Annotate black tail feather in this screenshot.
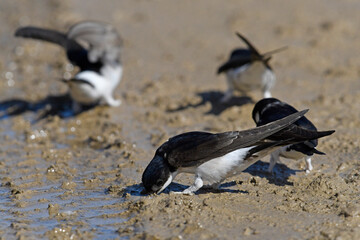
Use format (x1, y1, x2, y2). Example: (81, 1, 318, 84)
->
(235, 32, 261, 56)
(246, 134, 329, 159)
(312, 148, 326, 155)
(270, 125, 335, 142)
(314, 130, 336, 139)
(15, 26, 89, 69)
(15, 27, 69, 48)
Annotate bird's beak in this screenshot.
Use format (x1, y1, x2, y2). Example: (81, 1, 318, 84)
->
(156, 173, 175, 194)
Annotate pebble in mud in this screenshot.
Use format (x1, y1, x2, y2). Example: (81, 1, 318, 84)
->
(48, 204, 60, 217)
(60, 181, 77, 190)
(243, 227, 256, 236)
(45, 226, 76, 240)
(340, 204, 360, 218)
(1, 0, 360, 239)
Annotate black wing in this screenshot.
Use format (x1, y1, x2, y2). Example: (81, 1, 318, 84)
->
(217, 32, 270, 74)
(15, 27, 71, 48)
(67, 21, 122, 66)
(14, 26, 90, 69)
(235, 32, 288, 70)
(252, 98, 335, 150)
(217, 49, 253, 74)
(288, 143, 326, 156)
(15, 21, 121, 72)
(235, 32, 262, 56)
(162, 110, 308, 168)
(253, 98, 316, 130)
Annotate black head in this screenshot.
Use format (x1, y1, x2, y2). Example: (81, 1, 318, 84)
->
(252, 98, 328, 149)
(252, 98, 317, 130)
(252, 98, 281, 124)
(142, 149, 172, 194)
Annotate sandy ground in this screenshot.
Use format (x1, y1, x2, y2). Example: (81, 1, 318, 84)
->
(0, 0, 360, 239)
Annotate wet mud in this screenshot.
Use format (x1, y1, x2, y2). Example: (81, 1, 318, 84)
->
(0, 0, 360, 239)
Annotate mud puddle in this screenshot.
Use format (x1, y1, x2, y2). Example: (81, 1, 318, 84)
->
(1, 0, 360, 239)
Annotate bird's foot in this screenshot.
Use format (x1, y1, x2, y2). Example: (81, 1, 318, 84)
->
(181, 189, 195, 195)
(220, 94, 232, 103)
(267, 166, 275, 174)
(105, 97, 121, 107)
(170, 190, 194, 196)
(263, 91, 272, 98)
(305, 157, 313, 174)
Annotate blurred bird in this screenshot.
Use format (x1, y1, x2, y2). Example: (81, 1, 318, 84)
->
(217, 32, 286, 102)
(15, 21, 123, 112)
(252, 98, 335, 173)
(142, 109, 334, 195)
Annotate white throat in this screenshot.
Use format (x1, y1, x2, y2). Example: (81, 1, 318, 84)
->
(157, 171, 178, 194)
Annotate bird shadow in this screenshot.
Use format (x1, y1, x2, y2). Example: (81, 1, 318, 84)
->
(108, 183, 145, 197)
(244, 160, 302, 186)
(116, 161, 302, 197)
(167, 90, 253, 115)
(122, 181, 248, 197)
(0, 94, 96, 123)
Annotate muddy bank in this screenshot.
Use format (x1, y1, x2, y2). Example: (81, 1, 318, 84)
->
(0, 0, 360, 239)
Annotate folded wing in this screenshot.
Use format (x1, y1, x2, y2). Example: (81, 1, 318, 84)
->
(166, 110, 308, 168)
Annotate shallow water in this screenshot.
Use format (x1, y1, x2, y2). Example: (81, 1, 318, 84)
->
(1, 0, 360, 239)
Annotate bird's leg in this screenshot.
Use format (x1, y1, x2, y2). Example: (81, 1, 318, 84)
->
(221, 78, 234, 103)
(221, 88, 233, 103)
(262, 68, 275, 98)
(181, 175, 204, 195)
(263, 90, 272, 98)
(262, 82, 272, 98)
(268, 150, 280, 173)
(305, 156, 313, 173)
(103, 94, 121, 107)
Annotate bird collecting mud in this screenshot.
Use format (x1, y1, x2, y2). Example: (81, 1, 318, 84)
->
(142, 110, 335, 194)
(217, 32, 286, 102)
(15, 21, 123, 112)
(252, 98, 335, 173)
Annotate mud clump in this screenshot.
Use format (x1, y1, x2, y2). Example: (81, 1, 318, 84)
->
(1, 0, 360, 239)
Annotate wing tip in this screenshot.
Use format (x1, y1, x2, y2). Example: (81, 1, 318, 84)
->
(298, 109, 309, 117)
(313, 148, 326, 155)
(14, 26, 38, 37)
(14, 27, 25, 37)
(317, 130, 335, 138)
(217, 66, 224, 74)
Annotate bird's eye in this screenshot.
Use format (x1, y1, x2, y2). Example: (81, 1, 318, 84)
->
(156, 179, 164, 186)
(254, 112, 260, 123)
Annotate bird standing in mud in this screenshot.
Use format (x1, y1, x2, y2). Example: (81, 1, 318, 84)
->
(15, 21, 123, 112)
(217, 32, 286, 102)
(252, 98, 335, 173)
(142, 110, 335, 195)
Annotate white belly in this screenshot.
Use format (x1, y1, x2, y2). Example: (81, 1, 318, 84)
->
(69, 71, 105, 104)
(227, 62, 275, 93)
(182, 147, 256, 185)
(279, 147, 305, 160)
(69, 65, 122, 105)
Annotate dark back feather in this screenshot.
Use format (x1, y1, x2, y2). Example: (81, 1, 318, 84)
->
(252, 98, 335, 155)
